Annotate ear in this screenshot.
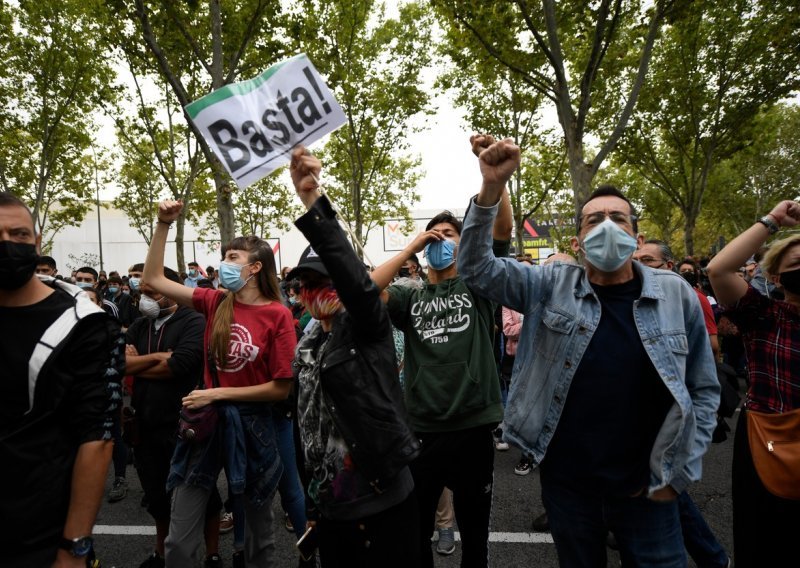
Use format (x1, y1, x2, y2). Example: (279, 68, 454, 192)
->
(636, 234, 645, 247)
(35, 233, 42, 255)
(770, 273, 782, 287)
(570, 236, 581, 254)
(666, 260, 674, 271)
(249, 260, 262, 275)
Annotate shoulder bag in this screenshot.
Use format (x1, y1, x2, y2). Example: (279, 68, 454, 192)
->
(746, 407, 800, 500)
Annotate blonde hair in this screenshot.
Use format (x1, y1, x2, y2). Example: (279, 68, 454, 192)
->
(210, 236, 281, 367)
(760, 234, 800, 277)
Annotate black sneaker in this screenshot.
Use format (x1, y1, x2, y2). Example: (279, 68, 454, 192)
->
(514, 457, 534, 476)
(531, 512, 550, 532)
(232, 551, 245, 568)
(108, 476, 128, 502)
(205, 553, 224, 568)
(138, 552, 165, 568)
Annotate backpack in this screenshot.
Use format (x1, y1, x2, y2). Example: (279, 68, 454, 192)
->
(25, 277, 105, 415)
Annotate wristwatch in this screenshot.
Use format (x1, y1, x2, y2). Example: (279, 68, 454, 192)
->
(59, 536, 94, 557)
(758, 215, 780, 235)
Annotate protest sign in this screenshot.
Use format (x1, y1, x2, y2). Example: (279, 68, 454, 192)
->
(186, 53, 346, 188)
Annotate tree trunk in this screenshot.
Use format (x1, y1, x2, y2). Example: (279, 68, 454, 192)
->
(511, 171, 525, 254)
(353, 179, 364, 260)
(683, 214, 696, 257)
(213, 165, 235, 245)
(568, 155, 593, 219)
(515, 213, 526, 255)
(175, 210, 187, 271)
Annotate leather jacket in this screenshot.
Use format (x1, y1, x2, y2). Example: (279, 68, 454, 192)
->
(293, 196, 420, 491)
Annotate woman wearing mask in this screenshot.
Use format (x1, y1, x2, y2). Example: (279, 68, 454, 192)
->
(707, 200, 800, 568)
(287, 281, 312, 337)
(288, 147, 421, 567)
(142, 200, 297, 568)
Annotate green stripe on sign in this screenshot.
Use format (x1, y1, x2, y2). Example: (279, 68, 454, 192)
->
(185, 53, 305, 119)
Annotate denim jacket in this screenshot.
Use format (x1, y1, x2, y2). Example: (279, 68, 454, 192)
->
(459, 200, 720, 495)
(167, 403, 282, 508)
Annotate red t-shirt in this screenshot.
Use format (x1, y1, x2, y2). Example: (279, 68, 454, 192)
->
(693, 288, 718, 336)
(192, 287, 296, 388)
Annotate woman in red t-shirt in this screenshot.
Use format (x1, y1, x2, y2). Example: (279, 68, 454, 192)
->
(142, 199, 296, 568)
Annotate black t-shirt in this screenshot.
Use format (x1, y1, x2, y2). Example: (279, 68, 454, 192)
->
(0, 290, 73, 427)
(0, 287, 122, 553)
(542, 275, 673, 496)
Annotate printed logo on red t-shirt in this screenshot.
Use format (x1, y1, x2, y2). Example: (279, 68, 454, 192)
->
(221, 323, 261, 372)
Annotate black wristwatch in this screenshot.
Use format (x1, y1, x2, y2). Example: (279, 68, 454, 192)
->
(59, 536, 94, 557)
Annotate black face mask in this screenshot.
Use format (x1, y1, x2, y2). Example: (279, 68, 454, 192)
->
(780, 268, 800, 295)
(398, 267, 411, 278)
(681, 271, 698, 287)
(0, 241, 39, 290)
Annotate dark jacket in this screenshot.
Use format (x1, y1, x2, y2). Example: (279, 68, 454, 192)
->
(126, 306, 205, 430)
(293, 195, 420, 491)
(1, 284, 124, 556)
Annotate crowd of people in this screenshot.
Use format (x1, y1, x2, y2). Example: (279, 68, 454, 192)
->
(2, 135, 799, 568)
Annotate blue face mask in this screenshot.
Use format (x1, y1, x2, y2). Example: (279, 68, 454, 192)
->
(424, 239, 457, 271)
(219, 261, 252, 292)
(581, 218, 638, 273)
(76, 281, 93, 289)
(129, 277, 141, 290)
(108, 286, 119, 295)
(288, 296, 297, 306)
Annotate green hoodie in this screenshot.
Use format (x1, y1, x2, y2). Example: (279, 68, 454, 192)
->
(387, 268, 504, 433)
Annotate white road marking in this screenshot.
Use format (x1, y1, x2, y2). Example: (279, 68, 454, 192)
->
(93, 525, 554, 543)
(94, 525, 156, 535)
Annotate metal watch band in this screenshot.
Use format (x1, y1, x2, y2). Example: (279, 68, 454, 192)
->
(758, 216, 779, 235)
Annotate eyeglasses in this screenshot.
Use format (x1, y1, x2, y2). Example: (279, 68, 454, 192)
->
(637, 256, 665, 268)
(580, 211, 638, 230)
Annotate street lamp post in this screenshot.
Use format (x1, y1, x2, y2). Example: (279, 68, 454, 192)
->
(91, 145, 104, 272)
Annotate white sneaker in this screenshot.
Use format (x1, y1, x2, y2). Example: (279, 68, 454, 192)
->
(495, 440, 510, 451)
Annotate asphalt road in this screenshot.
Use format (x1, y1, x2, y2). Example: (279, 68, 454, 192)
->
(93, 413, 736, 568)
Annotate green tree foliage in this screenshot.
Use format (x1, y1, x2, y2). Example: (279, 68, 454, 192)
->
(438, 53, 569, 253)
(112, 71, 215, 269)
(0, 0, 117, 250)
(431, 0, 679, 214)
(114, 0, 296, 245)
(294, 0, 432, 251)
(232, 169, 302, 238)
(613, 0, 800, 255)
(703, 104, 800, 245)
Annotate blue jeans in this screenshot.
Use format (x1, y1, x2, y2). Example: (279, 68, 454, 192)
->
(273, 409, 307, 540)
(678, 491, 728, 568)
(542, 480, 687, 568)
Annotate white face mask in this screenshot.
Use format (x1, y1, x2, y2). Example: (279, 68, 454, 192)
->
(580, 218, 638, 273)
(139, 295, 171, 319)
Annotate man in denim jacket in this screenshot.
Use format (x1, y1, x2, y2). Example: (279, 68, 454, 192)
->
(459, 139, 720, 567)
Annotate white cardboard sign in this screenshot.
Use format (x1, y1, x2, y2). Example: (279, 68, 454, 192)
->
(186, 54, 346, 188)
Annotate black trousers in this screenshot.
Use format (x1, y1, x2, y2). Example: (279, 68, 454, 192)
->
(732, 410, 800, 568)
(410, 425, 495, 568)
(318, 492, 419, 568)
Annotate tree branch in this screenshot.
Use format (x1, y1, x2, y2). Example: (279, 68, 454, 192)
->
(577, 0, 622, 135)
(450, 8, 557, 102)
(159, 0, 213, 75)
(224, 0, 268, 84)
(592, 0, 667, 175)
